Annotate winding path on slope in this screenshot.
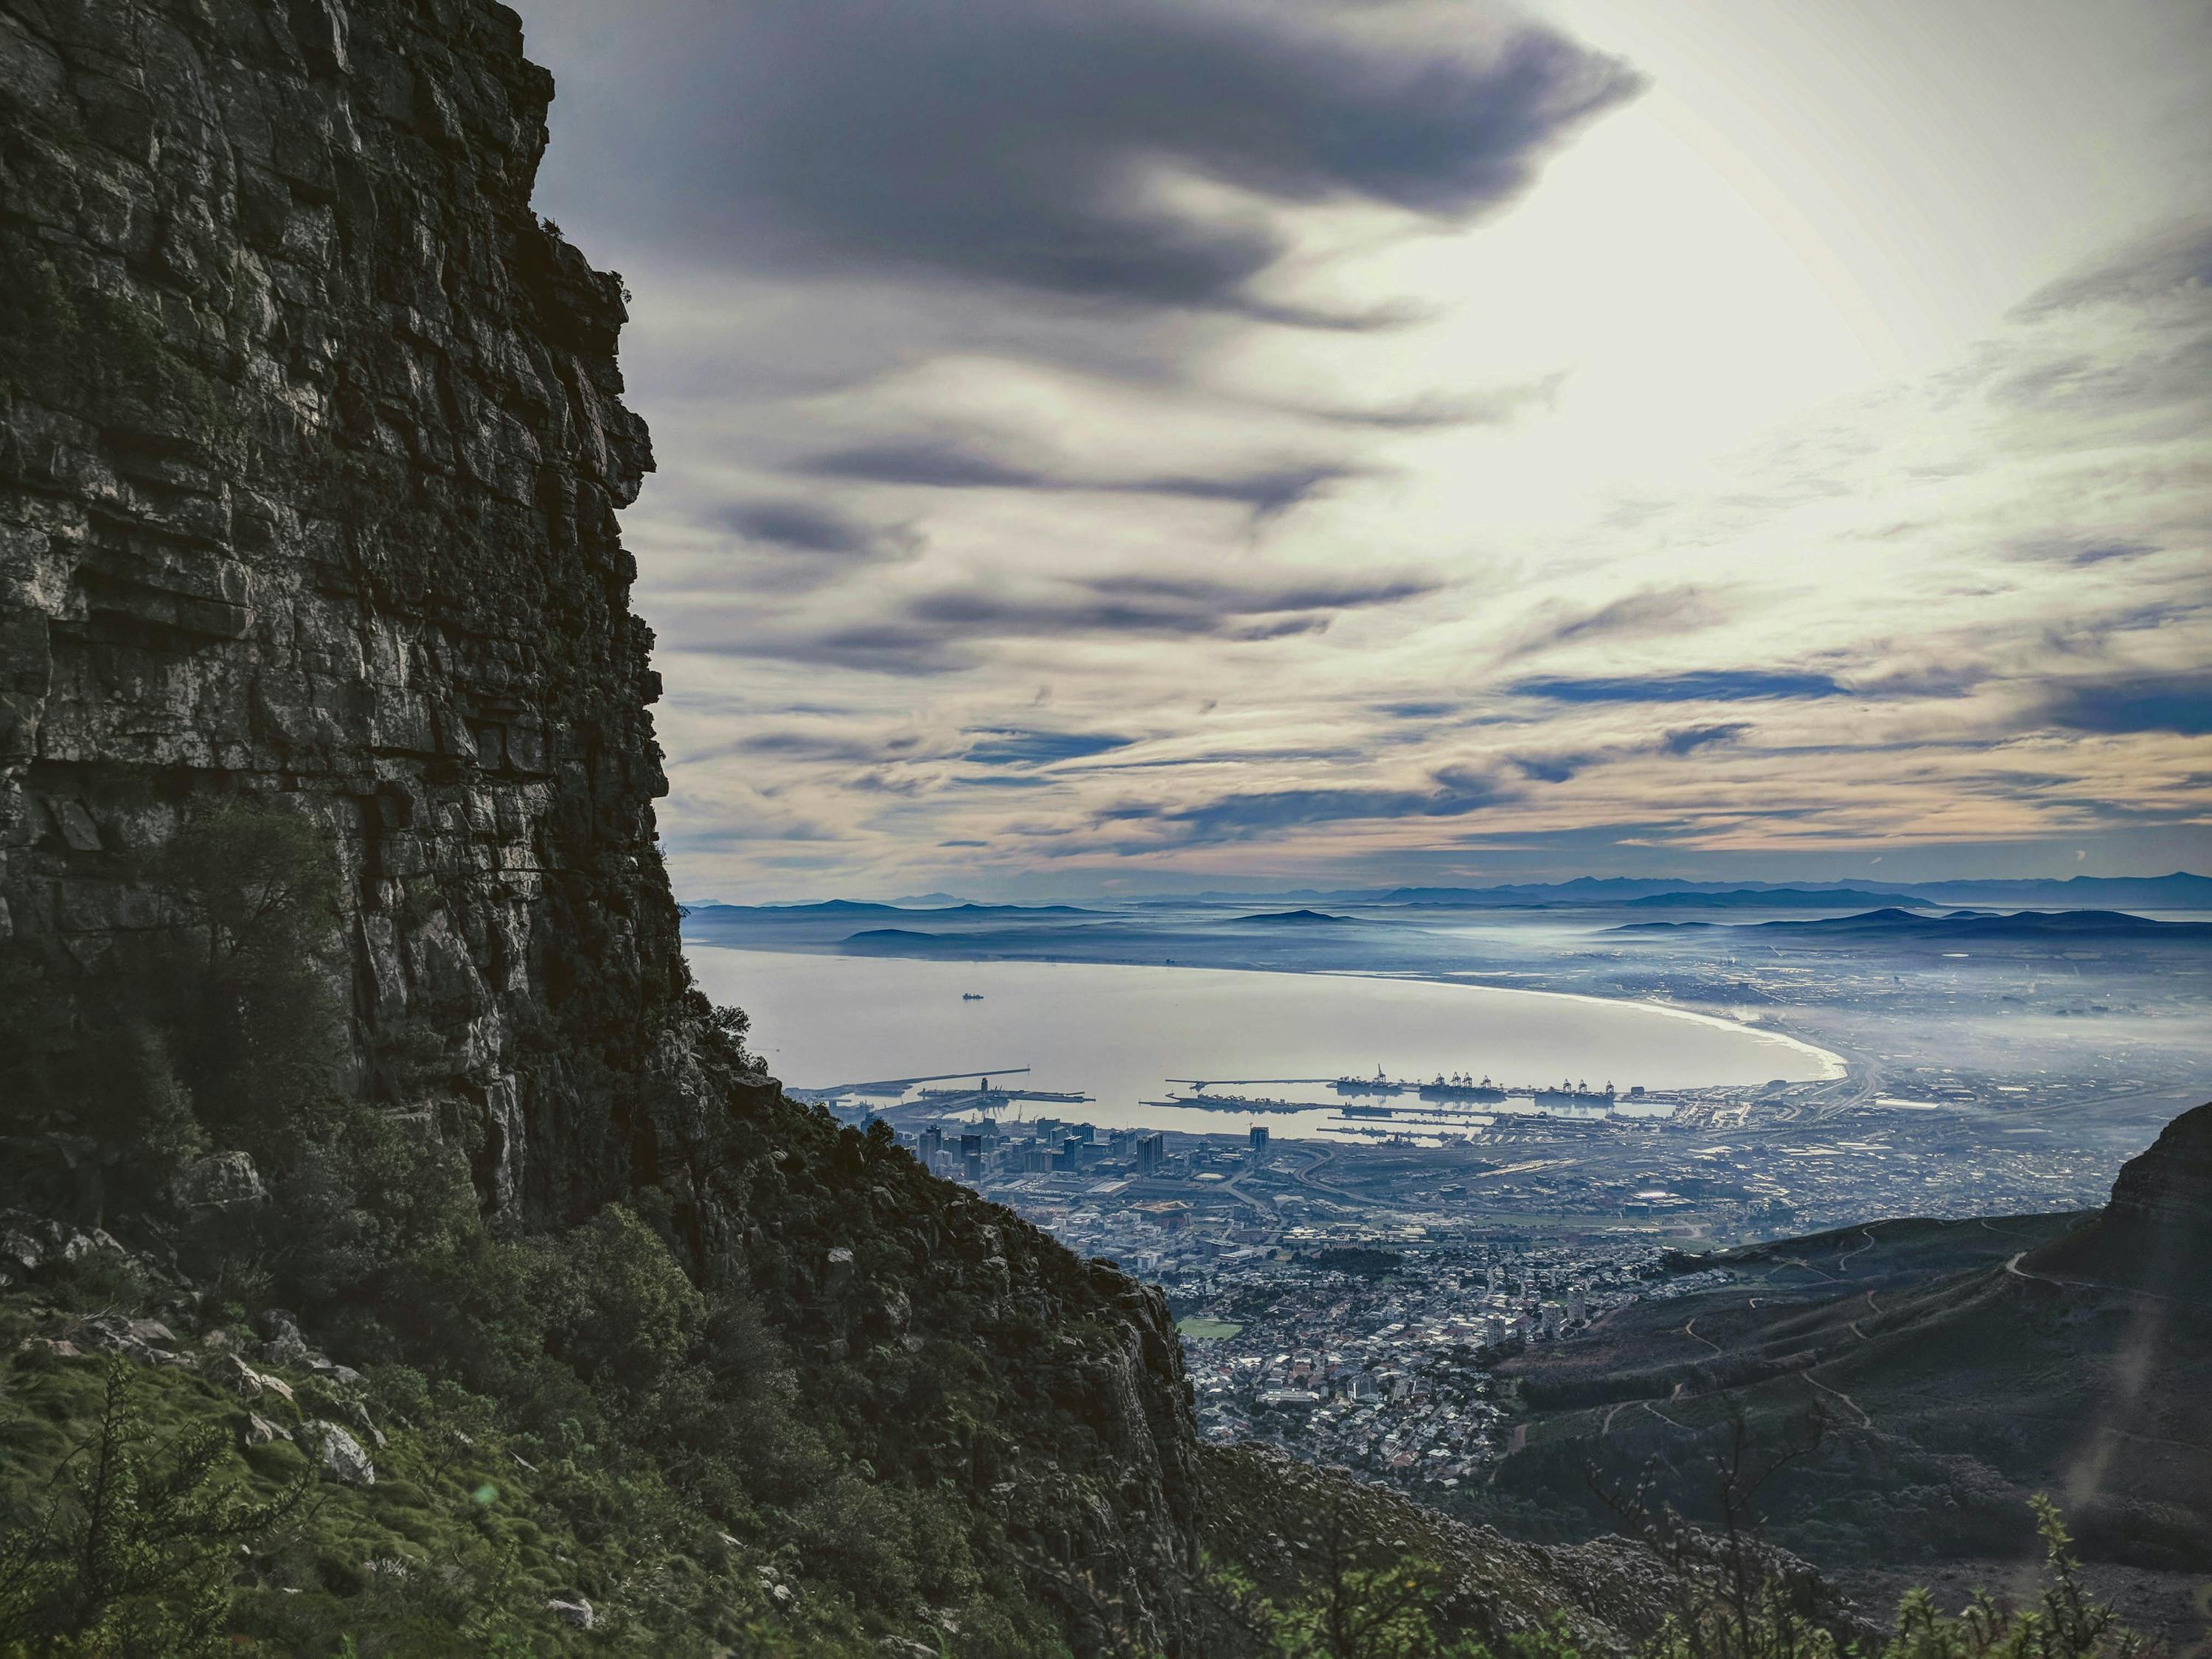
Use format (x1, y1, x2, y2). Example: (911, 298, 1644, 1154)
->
(1836, 1228, 1879, 1273)
(1804, 1373, 1872, 1430)
(2003, 1251, 2206, 1307)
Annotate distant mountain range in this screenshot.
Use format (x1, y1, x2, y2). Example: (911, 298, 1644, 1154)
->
(682, 873, 2212, 916)
(1382, 873, 2212, 909)
(1619, 887, 1920, 908)
(686, 899, 1096, 920)
(1613, 907, 2212, 943)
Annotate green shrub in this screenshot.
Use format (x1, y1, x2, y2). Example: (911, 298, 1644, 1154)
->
(0, 1359, 309, 1655)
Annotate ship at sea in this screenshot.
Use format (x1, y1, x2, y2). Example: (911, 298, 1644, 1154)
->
(1418, 1072, 1506, 1102)
(1166, 1091, 1310, 1115)
(1332, 1068, 1406, 1095)
(1533, 1079, 1616, 1108)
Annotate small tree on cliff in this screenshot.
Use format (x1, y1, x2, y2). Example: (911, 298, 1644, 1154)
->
(0, 1358, 310, 1655)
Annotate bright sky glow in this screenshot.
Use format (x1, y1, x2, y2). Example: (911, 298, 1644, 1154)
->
(516, 0, 2212, 900)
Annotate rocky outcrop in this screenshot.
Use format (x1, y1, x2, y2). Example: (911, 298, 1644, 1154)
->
(307, 1419, 376, 1486)
(2103, 1100, 2212, 1242)
(2028, 1100, 2211, 1294)
(0, 0, 669, 1222)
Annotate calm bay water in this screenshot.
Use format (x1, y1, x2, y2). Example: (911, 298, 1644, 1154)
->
(685, 947, 1843, 1140)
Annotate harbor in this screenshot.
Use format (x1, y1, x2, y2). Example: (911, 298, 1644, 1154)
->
(698, 947, 1839, 1141)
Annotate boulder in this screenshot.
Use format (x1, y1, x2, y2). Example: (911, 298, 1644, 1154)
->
(241, 1413, 292, 1447)
(332, 1397, 386, 1450)
(307, 1422, 375, 1486)
(0, 1212, 128, 1276)
(301, 1354, 366, 1387)
(546, 1596, 594, 1630)
(169, 1150, 267, 1211)
(208, 1352, 296, 1405)
(72, 1313, 186, 1366)
(256, 1310, 310, 1368)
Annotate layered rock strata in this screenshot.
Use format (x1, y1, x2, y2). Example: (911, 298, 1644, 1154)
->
(2, 0, 670, 1216)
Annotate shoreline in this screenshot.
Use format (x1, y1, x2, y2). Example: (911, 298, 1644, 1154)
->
(1315, 967, 1851, 1082)
(684, 939, 1848, 1099)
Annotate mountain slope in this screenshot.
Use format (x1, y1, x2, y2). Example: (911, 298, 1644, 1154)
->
(1456, 1108, 2212, 1633)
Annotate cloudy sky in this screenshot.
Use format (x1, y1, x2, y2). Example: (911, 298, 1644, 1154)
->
(513, 0, 2212, 901)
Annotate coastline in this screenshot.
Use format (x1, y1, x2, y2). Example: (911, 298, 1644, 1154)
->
(684, 941, 1848, 1111)
(1321, 967, 1853, 1082)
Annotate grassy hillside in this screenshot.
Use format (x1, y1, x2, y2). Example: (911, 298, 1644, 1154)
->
(1443, 1208, 2211, 1636)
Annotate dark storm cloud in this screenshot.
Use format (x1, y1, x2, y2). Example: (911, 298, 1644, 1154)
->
(694, 569, 1440, 675)
(904, 573, 1438, 643)
(1067, 743, 1370, 772)
(2011, 217, 2212, 319)
(1660, 722, 1752, 755)
(1506, 720, 1751, 782)
(1992, 217, 2212, 419)
(1099, 763, 1522, 846)
(1508, 752, 1589, 783)
(1377, 700, 1458, 720)
(963, 729, 1138, 766)
(2070, 543, 2160, 566)
(1298, 373, 1568, 430)
(1503, 585, 1723, 659)
(546, 0, 1640, 318)
(713, 499, 919, 591)
(2043, 674, 2212, 736)
(734, 728, 933, 763)
(720, 500, 882, 556)
(1510, 670, 1847, 703)
(801, 437, 1358, 520)
(2005, 537, 2163, 568)
(803, 441, 1041, 492)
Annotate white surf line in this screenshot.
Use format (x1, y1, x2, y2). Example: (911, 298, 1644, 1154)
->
(1310, 969, 1850, 1082)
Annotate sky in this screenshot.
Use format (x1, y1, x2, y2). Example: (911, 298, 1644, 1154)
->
(512, 0, 2212, 902)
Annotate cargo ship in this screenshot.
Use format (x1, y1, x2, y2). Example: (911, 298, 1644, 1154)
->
(1166, 1092, 1310, 1115)
(1533, 1080, 1616, 1108)
(1418, 1073, 1506, 1102)
(1332, 1068, 1407, 1095)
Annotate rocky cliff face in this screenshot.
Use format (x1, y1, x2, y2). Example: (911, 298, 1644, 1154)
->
(0, 0, 675, 1221)
(0, 1, 1205, 1646)
(2029, 1100, 2211, 1294)
(2102, 1101, 2212, 1242)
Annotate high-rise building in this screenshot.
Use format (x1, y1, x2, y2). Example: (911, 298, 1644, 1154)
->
(1135, 1132, 1166, 1176)
(959, 1133, 984, 1183)
(1248, 1124, 1270, 1159)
